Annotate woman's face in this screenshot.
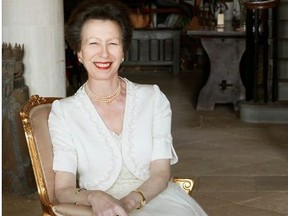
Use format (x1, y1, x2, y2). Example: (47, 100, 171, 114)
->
(77, 19, 124, 80)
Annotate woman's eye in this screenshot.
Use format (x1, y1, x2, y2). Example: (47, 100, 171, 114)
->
(110, 42, 118, 45)
(89, 42, 98, 45)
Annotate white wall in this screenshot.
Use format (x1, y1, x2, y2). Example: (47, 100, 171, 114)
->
(3, 0, 66, 97)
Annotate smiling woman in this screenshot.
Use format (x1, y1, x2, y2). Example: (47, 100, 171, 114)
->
(49, 0, 208, 215)
(76, 19, 124, 82)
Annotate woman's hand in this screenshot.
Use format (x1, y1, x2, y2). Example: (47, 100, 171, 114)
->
(120, 159, 172, 213)
(87, 190, 128, 216)
(54, 171, 128, 215)
(119, 192, 141, 212)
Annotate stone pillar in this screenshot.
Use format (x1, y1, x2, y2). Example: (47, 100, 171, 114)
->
(2, 0, 66, 97)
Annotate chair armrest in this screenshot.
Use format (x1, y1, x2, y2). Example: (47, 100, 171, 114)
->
(172, 177, 194, 196)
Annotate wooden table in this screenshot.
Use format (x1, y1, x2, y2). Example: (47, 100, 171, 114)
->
(186, 21, 246, 110)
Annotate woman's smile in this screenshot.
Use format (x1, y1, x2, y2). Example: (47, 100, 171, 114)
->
(94, 62, 112, 70)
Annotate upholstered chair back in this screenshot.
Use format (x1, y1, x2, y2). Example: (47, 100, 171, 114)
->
(20, 95, 59, 215)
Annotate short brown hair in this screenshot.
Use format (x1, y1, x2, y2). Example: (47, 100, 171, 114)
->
(65, 0, 133, 53)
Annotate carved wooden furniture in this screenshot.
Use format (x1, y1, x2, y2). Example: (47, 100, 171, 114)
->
(2, 43, 34, 195)
(20, 95, 195, 216)
(171, 177, 194, 196)
(20, 95, 60, 216)
(186, 21, 246, 110)
(123, 28, 181, 75)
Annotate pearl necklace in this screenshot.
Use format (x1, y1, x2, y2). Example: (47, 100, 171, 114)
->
(85, 78, 121, 103)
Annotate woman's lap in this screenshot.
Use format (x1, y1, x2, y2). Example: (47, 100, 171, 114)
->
(130, 182, 207, 216)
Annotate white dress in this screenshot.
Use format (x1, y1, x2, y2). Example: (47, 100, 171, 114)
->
(49, 79, 208, 215)
(50, 79, 179, 190)
(106, 132, 208, 216)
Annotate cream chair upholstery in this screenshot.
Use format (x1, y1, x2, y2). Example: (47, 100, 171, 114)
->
(20, 95, 194, 216)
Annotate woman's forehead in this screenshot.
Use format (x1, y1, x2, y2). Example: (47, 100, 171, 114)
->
(82, 19, 122, 36)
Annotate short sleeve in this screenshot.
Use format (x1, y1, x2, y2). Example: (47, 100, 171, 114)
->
(48, 100, 77, 174)
(151, 85, 178, 165)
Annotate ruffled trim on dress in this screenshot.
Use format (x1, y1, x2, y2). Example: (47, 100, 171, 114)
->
(121, 78, 150, 180)
(73, 85, 122, 190)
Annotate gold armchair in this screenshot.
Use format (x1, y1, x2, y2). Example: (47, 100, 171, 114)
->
(20, 95, 194, 216)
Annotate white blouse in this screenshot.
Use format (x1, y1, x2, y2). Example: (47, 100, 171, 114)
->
(48, 78, 178, 191)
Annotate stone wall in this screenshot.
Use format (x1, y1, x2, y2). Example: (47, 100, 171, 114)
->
(2, 43, 36, 195)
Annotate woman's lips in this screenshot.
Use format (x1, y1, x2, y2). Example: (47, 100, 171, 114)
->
(94, 62, 112, 70)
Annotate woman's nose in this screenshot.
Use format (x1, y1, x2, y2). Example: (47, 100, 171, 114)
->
(99, 45, 109, 58)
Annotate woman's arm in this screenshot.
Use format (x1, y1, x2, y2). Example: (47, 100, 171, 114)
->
(120, 159, 171, 212)
(54, 171, 128, 216)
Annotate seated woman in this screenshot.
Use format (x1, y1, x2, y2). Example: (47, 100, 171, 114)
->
(48, 0, 208, 215)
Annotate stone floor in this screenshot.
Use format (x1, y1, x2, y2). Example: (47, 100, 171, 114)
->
(3, 68, 288, 216)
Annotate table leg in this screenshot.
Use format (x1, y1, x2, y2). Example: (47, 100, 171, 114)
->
(197, 38, 246, 111)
